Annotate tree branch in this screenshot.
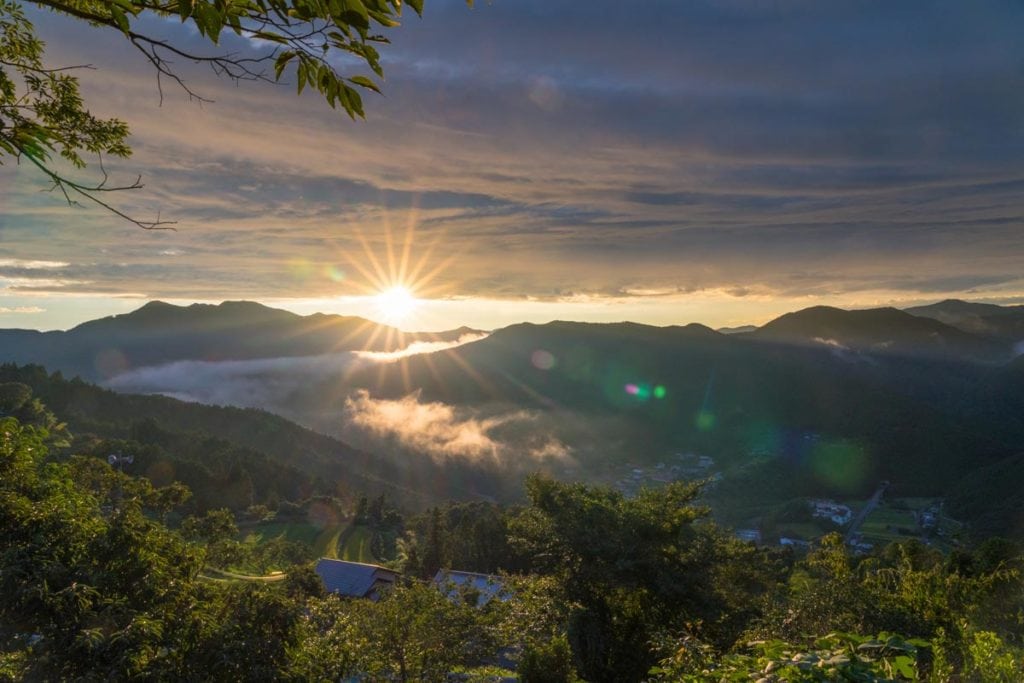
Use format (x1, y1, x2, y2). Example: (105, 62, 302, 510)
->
(17, 145, 176, 230)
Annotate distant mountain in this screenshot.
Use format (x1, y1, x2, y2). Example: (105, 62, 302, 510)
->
(904, 299, 1024, 343)
(749, 305, 1011, 362)
(327, 315, 1020, 508)
(717, 325, 758, 335)
(7, 301, 1024, 538)
(0, 301, 480, 381)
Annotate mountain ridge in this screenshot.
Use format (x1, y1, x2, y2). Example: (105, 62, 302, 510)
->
(904, 299, 1024, 342)
(751, 305, 1011, 362)
(0, 300, 484, 381)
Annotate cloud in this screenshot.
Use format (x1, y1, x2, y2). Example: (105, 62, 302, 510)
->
(342, 389, 571, 463)
(1, 1, 1021, 325)
(104, 353, 369, 409)
(0, 259, 69, 269)
(100, 333, 489, 418)
(354, 333, 489, 361)
(0, 306, 44, 314)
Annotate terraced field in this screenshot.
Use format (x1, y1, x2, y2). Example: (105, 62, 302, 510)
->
(239, 519, 378, 563)
(242, 521, 321, 546)
(339, 525, 375, 563)
(313, 523, 348, 559)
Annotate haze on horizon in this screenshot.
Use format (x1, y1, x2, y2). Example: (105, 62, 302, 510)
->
(2, 1, 1023, 332)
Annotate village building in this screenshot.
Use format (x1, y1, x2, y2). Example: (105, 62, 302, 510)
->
(315, 559, 398, 601)
(809, 499, 853, 526)
(735, 528, 762, 543)
(433, 569, 510, 607)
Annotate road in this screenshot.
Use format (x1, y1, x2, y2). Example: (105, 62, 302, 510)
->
(844, 480, 889, 543)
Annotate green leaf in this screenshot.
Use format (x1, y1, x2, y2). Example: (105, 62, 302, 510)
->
(273, 50, 296, 80)
(348, 76, 381, 94)
(110, 5, 130, 34)
(339, 0, 370, 29)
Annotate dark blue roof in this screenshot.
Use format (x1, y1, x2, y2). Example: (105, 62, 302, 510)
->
(316, 559, 397, 598)
(433, 569, 510, 606)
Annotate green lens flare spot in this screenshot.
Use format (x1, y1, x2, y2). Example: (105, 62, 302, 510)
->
(810, 439, 869, 493)
(696, 410, 715, 431)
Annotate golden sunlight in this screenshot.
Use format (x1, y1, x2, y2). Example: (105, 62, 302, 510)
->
(374, 285, 418, 323)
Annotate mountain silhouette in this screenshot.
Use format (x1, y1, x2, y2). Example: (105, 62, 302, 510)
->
(750, 305, 1010, 362)
(0, 300, 480, 381)
(905, 299, 1024, 342)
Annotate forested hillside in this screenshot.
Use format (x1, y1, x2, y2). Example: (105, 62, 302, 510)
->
(0, 408, 1021, 682)
(343, 312, 1024, 519)
(0, 364, 509, 508)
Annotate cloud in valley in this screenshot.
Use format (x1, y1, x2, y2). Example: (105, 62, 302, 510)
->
(104, 353, 367, 409)
(342, 390, 571, 463)
(103, 335, 484, 410)
(354, 333, 489, 361)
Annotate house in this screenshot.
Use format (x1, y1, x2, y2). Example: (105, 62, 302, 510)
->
(735, 528, 762, 543)
(433, 569, 510, 607)
(809, 499, 853, 526)
(315, 559, 398, 601)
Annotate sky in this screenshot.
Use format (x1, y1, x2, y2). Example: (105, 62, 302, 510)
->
(1, 0, 1023, 332)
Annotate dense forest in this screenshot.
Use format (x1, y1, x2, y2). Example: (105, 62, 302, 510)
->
(1, 382, 1021, 681)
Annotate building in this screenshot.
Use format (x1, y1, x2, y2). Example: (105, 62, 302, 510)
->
(810, 499, 853, 526)
(433, 569, 509, 607)
(735, 528, 762, 543)
(315, 558, 398, 601)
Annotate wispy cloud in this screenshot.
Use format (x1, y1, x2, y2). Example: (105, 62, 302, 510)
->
(1, 1, 1020, 328)
(0, 306, 44, 314)
(104, 353, 367, 408)
(0, 259, 69, 269)
(354, 333, 488, 361)
(342, 390, 571, 463)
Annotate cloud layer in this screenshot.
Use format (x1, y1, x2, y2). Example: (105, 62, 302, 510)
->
(342, 390, 571, 463)
(2, 1, 1023, 328)
(103, 336, 484, 410)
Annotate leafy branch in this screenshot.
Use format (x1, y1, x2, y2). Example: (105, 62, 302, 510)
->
(2, 0, 470, 228)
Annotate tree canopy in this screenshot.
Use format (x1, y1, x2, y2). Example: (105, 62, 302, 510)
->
(1, 0, 461, 227)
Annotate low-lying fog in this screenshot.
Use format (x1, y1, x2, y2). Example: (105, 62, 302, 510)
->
(101, 334, 643, 473)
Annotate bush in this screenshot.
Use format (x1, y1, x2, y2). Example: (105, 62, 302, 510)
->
(518, 634, 577, 683)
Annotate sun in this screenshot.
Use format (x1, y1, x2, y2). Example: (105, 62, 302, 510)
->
(375, 285, 418, 323)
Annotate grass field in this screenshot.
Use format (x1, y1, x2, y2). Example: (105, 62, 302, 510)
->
(313, 524, 347, 559)
(238, 519, 378, 563)
(859, 504, 918, 542)
(339, 525, 375, 563)
(776, 522, 825, 540)
(241, 521, 322, 546)
(856, 498, 957, 547)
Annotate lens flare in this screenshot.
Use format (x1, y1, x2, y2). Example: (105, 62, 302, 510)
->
(375, 286, 418, 323)
(810, 439, 869, 493)
(695, 410, 716, 431)
(531, 349, 556, 370)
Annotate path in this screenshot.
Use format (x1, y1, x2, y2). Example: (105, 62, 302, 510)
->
(199, 567, 288, 583)
(845, 480, 890, 543)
